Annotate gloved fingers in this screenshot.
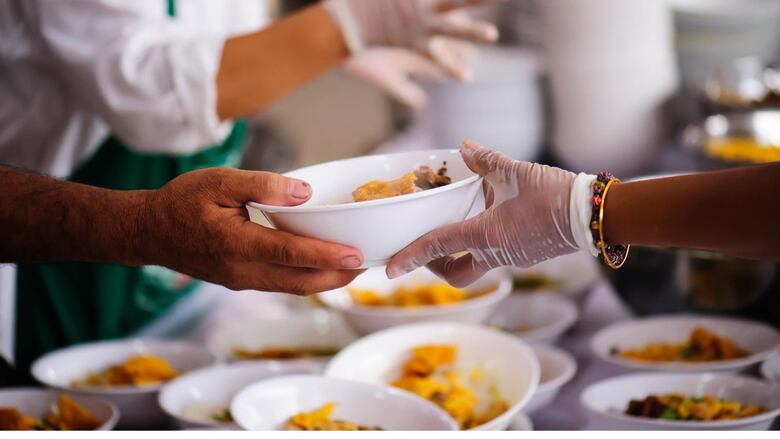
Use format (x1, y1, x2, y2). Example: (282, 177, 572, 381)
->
(426, 253, 492, 287)
(428, 14, 498, 43)
(434, 0, 506, 13)
(424, 36, 473, 82)
(483, 180, 495, 208)
(387, 218, 476, 278)
(461, 140, 526, 181)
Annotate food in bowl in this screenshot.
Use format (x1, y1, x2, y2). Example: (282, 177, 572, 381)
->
(625, 393, 764, 421)
(232, 346, 340, 361)
(0, 394, 100, 431)
(72, 354, 179, 388)
(349, 281, 495, 308)
(284, 403, 382, 431)
(614, 327, 749, 363)
(703, 137, 780, 164)
(390, 345, 508, 429)
(352, 164, 451, 202)
(511, 273, 562, 292)
(181, 403, 234, 424)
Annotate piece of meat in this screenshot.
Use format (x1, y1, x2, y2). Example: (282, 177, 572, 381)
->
(414, 164, 451, 190)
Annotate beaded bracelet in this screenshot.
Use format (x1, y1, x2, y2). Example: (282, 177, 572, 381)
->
(590, 172, 630, 269)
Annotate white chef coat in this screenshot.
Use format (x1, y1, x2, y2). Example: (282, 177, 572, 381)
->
(0, 0, 274, 365)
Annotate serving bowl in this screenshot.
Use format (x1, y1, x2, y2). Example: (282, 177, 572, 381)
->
(581, 372, 780, 430)
(524, 345, 577, 415)
(325, 322, 539, 430)
(0, 388, 119, 430)
(158, 361, 322, 429)
(230, 375, 458, 430)
(30, 339, 215, 429)
(246, 149, 482, 267)
(761, 354, 780, 382)
(206, 309, 356, 367)
(319, 266, 511, 335)
(488, 294, 579, 345)
(591, 314, 780, 373)
(506, 251, 601, 308)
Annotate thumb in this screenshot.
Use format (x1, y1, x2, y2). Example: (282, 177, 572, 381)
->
(460, 140, 517, 179)
(216, 169, 312, 207)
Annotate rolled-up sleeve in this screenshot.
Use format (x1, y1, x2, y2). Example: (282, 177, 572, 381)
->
(31, 0, 233, 154)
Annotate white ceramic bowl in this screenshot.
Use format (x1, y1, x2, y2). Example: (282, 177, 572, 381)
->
(581, 373, 780, 430)
(325, 322, 539, 430)
(591, 314, 780, 373)
(319, 266, 511, 335)
(230, 375, 458, 430)
(159, 361, 322, 429)
(31, 339, 215, 429)
(506, 251, 601, 308)
(488, 294, 579, 345)
(524, 345, 577, 415)
(761, 354, 780, 382)
(206, 309, 357, 367)
(509, 413, 534, 431)
(246, 149, 482, 267)
(0, 388, 119, 430)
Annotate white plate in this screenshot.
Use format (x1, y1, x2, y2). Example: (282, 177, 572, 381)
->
(319, 266, 511, 335)
(506, 251, 601, 308)
(591, 314, 780, 373)
(581, 372, 780, 430)
(230, 375, 458, 430)
(488, 294, 579, 345)
(325, 322, 539, 430)
(761, 354, 780, 382)
(524, 345, 577, 415)
(246, 149, 482, 267)
(31, 339, 215, 428)
(0, 388, 119, 430)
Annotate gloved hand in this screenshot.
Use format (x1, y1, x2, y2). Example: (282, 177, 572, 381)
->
(325, 0, 500, 81)
(387, 140, 596, 287)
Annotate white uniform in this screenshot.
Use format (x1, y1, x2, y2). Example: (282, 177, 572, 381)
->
(0, 0, 273, 363)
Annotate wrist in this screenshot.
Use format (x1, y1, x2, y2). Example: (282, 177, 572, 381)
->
(118, 189, 157, 267)
(569, 173, 599, 256)
(323, 0, 366, 54)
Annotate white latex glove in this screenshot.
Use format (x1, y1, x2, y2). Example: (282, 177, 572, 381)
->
(387, 140, 597, 287)
(325, 0, 500, 81)
(342, 47, 474, 109)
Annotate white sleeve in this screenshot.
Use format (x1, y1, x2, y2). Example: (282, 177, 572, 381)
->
(30, 0, 233, 154)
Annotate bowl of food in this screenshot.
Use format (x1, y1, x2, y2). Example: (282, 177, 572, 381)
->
(325, 322, 539, 430)
(206, 309, 356, 367)
(158, 361, 322, 429)
(230, 375, 458, 430)
(488, 294, 579, 345)
(761, 354, 780, 382)
(30, 339, 215, 428)
(0, 389, 118, 430)
(318, 266, 511, 335)
(683, 111, 780, 168)
(591, 315, 780, 373)
(246, 149, 482, 267)
(524, 345, 577, 415)
(506, 251, 601, 308)
(581, 373, 780, 430)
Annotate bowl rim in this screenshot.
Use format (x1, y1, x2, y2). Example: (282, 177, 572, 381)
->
(580, 372, 780, 429)
(247, 149, 482, 214)
(531, 344, 578, 394)
(229, 373, 459, 431)
(590, 314, 780, 373)
(30, 338, 216, 396)
(491, 294, 580, 344)
(761, 354, 780, 382)
(0, 387, 121, 430)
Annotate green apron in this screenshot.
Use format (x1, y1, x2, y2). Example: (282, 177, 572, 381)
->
(13, 0, 247, 377)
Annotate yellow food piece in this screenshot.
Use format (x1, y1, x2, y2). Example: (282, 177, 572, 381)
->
(619, 327, 748, 363)
(628, 393, 764, 422)
(285, 403, 380, 431)
(73, 354, 179, 388)
(0, 395, 100, 431)
(350, 282, 490, 308)
(352, 172, 418, 202)
(704, 137, 780, 163)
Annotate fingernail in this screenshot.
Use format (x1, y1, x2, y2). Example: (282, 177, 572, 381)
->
(462, 141, 477, 153)
(341, 255, 362, 269)
(290, 180, 311, 199)
(386, 265, 410, 279)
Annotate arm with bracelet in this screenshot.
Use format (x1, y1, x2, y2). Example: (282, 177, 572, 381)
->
(387, 141, 780, 287)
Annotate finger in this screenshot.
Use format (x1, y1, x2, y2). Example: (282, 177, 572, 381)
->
(380, 74, 430, 110)
(394, 49, 450, 81)
(386, 219, 474, 279)
(460, 139, 518, 178)
(426, 36, 472, 82)
(245, 224, 364, 270)
(482, 180, 495, 208)
(435, 0, 506, 13)
(428, 17, 499, 43)
(426, 253, 491, 288)
(269, 267, 366, 296)
(214, 168, 312, 207)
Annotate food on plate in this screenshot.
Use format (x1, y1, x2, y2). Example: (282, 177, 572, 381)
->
(349, 282, 494, 308)
(614, 327, 749, 363)
(704, 137, 780, 164)
(351, 164, 451, 202)
(390, 345, 507, 429)
(284, 403, 381, 431)
(511, 274, 561, 292)
(72, 354, 179, 388)
(625, 393, 764, 421)
(232, 346, 340, 360)
(181, 402, 234, 424)
(0, 394, 100, 431)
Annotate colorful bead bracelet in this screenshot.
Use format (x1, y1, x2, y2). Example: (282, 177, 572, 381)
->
(590, 172, 630, 269)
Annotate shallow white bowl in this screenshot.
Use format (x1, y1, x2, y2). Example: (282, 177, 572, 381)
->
(159, 361, 322, 429)
(761, 354, 780, 382)
(581, 373, 780, 430)
(488, 294, 579, 345)
(506, 251, 601, 308)
(524, 345, 577, 415)
(591, 314, 780, 373)
(31, 339, 215, 429)
(231, 375, 458, 430)
(319, 266, 511, 335)
(246, 149, 482, 267)
(206, 309, 357, 366)
(0, 388, 119, 430)
(325, 322, 539, 430)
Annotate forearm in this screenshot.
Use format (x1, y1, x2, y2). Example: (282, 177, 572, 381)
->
(604, 163, 780, 260)
(216, 4, 349, 119)
(0, 166, 149, 265)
